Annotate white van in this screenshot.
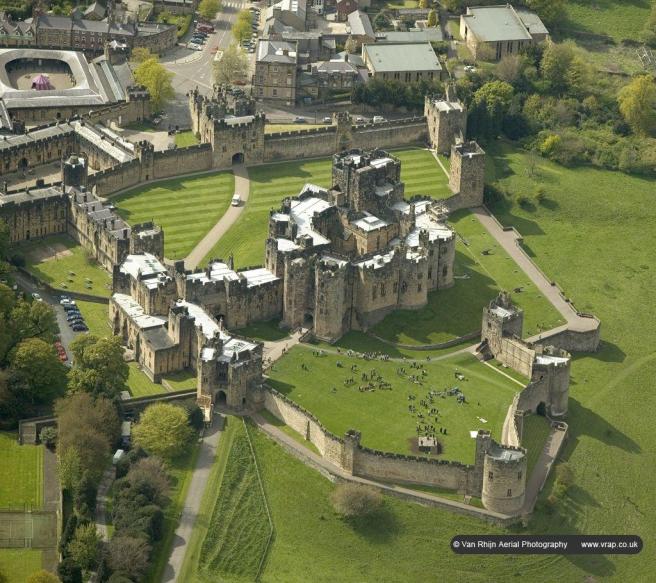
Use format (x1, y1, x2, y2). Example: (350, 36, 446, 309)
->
(373, 116, 386, 123)
(231, 194, 242, 206)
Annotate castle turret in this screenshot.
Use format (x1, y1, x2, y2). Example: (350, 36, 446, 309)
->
(532, 346, 571, 417)
(482, 442, 527, 515)
(482, 291, 524, 354)
(61, 154, 88, 190)
(341, 429, 361, 474)
(314, 258, 350, 342)
(424, 89, 467, 154)
(282, 256, 312, 330)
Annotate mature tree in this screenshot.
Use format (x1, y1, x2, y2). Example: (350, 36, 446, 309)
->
(525, 0, 566, 28)
(469, 80, 514, 138)
(427, 9, 438, 28)
(58, 447, 83, 492)
(2, 300, 59, 363)
(373, 10, 392, 32)
(232, 10, 252, 43)
(213, 43, 249, 85)
(0, 369, 22, 428)
(540, 41, 576, 95)
(56, 393, 119, 482)
(107, 536, 152, 581)
(68, 335, 128, 398)
(133, 403, 194, 460)
(56, 557, 82, 583)
(618, 75, 656, 136)
(198, 0, 220, 20)
(26, 570, 61, 583)
(330, 483, 383, 517)
(9, 338, 67, 404)
(130, 47, 154, 64)
(496, 54, 525, 84)
(126, 457, 170, 504)
(67, 523, 100, 571)
(134, 57, 174, 111)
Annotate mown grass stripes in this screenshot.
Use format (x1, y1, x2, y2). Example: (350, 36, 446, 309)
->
(113, 171, 235, 259)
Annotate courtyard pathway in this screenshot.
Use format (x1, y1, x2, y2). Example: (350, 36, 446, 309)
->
(262, 329, 306, 367)
(161, 420, 223, 583)
(95, 468, 115, 542)
(184, 163, 250, 270)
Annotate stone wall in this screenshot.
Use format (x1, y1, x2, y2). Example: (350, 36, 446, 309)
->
(264, 127, 337, 162)
(533, 321, 601, 353)
(350, 118, 428, 151)
(152, 144, 213, 179)
(88, 160, 142, 196)
(497, 337, 535, 378)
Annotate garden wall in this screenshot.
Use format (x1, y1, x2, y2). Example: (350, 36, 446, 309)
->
(152, 143, 213, 179)
(350, 118, 428, 150)
(263, 127, 337, 162)
(263, 387, 478, 494)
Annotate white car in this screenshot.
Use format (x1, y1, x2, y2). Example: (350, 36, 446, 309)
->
(187, 42, 202, 51)
(373, 116, 386, 123)
(31, 292, 43, 302)
(231, 194, 242, 206)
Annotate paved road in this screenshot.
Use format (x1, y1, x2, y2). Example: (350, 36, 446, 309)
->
(95, 468, 115, 542)
(184, 163, 250, 269)
(162, 421, 223, 583)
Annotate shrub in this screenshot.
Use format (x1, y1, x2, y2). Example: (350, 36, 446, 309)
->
(40, 426, 58, 449)
(330, 483, 383, 518)
(57, 557, 82, 583)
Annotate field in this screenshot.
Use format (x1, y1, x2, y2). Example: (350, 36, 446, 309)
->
(76, 300, 110, 337)
(563, 0, 651, 42)
(233, 319, 288, 341)
(0, 433, 43, 508)
(202, 159, 333, 268)
(521, 414, 551, 478)
(268, 347, 520, 462)
(162, 370, 197, 391)
(0, 550, 42, 583)
(371, 208, 565, 345)
(197, 420, 271, 581)
(247, 426, 573, 583)
(113, 171, 235, 259)
(22, 235, 112, 297)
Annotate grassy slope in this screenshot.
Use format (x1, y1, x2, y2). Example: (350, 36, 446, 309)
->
(127, 362, 167, 397)
(202, 159, 333, 269)
(0, 550, 42, 583)
(197, 420, 271, 581)
(392, 147, 453, 200)
(563, 0, 651, 42)
(0, 433, 43, 507)
(482, 141, 656, 581)
(252, 426, 562, 583)
(114, 171, 235, 259)
(372, 208, 565, 344)
(76, 300, 110, 337)
(21, 234, 112, 297)
(522, 414, 551, 478)
(268, 347, 519, 462)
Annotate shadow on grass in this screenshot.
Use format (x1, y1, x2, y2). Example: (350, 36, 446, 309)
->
(342, 505, 401, 543)
(234, 319, 288, 342)
(594, 340, 627, 364)
(568, 398, 641, 454)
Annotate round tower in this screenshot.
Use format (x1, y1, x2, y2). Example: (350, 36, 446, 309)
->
(482, 443, 527, 515)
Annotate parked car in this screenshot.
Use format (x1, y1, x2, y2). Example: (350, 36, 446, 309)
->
(187, 43, 202, 51)
(322, 116, 332, 124)
(294, 116, 306, 123)
(66, 314, 82, 322)
(373, 116, 386, 123)
(72, 323, 88, 332)
(231, 193, 242, 206)
(463, 65, 477, 73)
(31, 292, 42, 301)
(355, 116, 365, 123)
(63, 302, 78, 311)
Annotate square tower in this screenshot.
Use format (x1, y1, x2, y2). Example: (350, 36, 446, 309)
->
(449, 141, 485, 208)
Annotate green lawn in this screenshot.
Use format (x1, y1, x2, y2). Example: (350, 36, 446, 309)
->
(563, 0, 651, 42)
(392, 147, 453, 200)
(21, 235, 112, 297)
(521, 414, 551, 478)
(162, 369, 197, 391)
(0, 550, 43, 583)
(76, 300, 110, 337)
(0, 433, 43, 508)
(249, 426, 567, 583)
(127, 362, 167, 397)
(233, 319, 289, 342)
(175, 131, 199, 147)
(478, 141, 656, 581)
(202, 159, 333, 268)
(113, 171, 235, 259)
(144, 442, 201, 583)
(372, 208, 565, 345)
(268, 347, 520, 463)
(197, 420, 271, 581)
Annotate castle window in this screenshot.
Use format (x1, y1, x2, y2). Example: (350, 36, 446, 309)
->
(393, 282, 398, 293)
(518, 471, 522, 480)
(488, 471, 493, 480)
(428, 269, 432, 279)
(417, 283, 422, 292)
(372, 287, 377, 300)
(442, 265, 448, 277)
(507, 489, 512, 497)
(380, 283, 386, 297)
